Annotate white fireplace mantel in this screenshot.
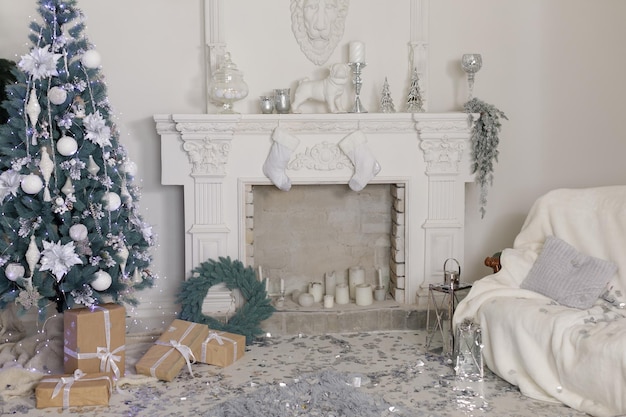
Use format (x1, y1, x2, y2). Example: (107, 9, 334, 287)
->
(155, 112, 476, 305)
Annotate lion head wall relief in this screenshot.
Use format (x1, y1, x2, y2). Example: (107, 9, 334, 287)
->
(290, 0, 350, 66)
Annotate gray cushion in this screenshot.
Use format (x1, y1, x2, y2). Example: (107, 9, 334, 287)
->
(520, 236, 618, 309)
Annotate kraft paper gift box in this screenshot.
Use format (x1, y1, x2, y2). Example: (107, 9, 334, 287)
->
(135, 319, 209, 382)
(64, 303, 126, 379)
(35, 370, 112, 409)
(199, 330, 246, 367)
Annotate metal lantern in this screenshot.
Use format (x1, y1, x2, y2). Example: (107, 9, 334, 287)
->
(443, 258, 461, 289)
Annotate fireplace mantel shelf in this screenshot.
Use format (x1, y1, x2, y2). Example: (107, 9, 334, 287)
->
(155, 112, 476, 305)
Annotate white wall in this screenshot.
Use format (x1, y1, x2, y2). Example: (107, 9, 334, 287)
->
(1, 1, 625, 327)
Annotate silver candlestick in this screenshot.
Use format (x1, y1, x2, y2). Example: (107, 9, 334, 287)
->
(348, 62, 367, 113)
(461, 54, 482, 100)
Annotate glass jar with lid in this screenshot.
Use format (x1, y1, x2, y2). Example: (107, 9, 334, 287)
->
(208, 52, 249, 114)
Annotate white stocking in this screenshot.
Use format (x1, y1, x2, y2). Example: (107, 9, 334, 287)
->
(339, 130, 381, 192)
(263, 127, 300, 191)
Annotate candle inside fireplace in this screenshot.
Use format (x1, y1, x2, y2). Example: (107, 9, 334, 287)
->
(349, 41, 365, 63)
(280, 278, 285, 293)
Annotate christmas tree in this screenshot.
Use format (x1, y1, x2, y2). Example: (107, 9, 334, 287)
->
(406, 67, 424, 113)
(379, 77, 396, 113)
(0, 0, 155, 315)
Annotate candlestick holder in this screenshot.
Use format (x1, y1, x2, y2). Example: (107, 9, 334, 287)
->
(461, 54, 482, 101)
(348, 62, 367, 113)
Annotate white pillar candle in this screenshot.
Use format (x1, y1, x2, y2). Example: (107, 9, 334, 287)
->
(349, 41, 365, 63)
(323, 294, 334, 309)
(308, 281, 323, 302)
(325, 272, 337, 296)
(265, 277, 270, 294)
(335, 283, 350, 305)
(349, 267, 365, 299)
(355, 283, 373, 306)
(258, 265, 263, 282)
(377, 268, 384, 288)
(280, 278, 285, 293)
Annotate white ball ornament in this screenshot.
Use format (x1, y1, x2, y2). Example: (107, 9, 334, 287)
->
(69, 224, 89, 241)
(81, 49, 101, 69)
(21, 174, 43, 194)
(48, 86, 67, 105)
(91, 270, 112, 291)
(103, 192, 122, 211)
(56, 136, 78, 156)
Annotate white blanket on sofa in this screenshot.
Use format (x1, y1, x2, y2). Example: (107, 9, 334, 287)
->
(454, 186, 626, 417)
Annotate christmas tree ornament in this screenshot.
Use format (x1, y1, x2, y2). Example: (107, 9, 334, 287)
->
(91, 270, 112, 291)
(406, 68, 424, 113)
(380, 77, 396, 113)
(40, 240, 82, 282)
(57, 135, 78, 156)
(25, 235, 41, 281)
(69, 223, 88, 241)
(120, 178, 132, 203)
(48, 86, 67, 105)
(26, 88, 41, 127)
(132, 268, 142, 284)
(102, 191, 121, 211)
(81, 49, 101, 69)
(118, 244, 129, 276)
(61, 177, 75, 196)
(262, 127, 300, 191)
(21, 174, 44, 195)
(87, 155, 100, 175)
(39, 147, 54, 202)
(71, 96, 86, 118)
(5, 263, 26, 282)
(338, 130, 381, 192)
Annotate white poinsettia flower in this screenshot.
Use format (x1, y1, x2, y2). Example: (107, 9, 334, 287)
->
(18, 45, 62, 80)
(83, 111, 112, 147)
(0, 170, 23, 201)
(39, 240, 83, 282)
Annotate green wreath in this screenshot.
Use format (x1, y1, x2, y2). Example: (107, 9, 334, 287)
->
(178, 257, 274, 345)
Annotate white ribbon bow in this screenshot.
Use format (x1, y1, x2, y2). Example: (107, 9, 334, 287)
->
(42, 369, 111, 409)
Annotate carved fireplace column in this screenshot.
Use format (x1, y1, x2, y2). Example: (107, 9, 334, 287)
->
(417, 114, 476, 294)
(156, 115, 236, 274)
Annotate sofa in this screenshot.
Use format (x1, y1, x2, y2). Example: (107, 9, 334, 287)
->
(454, 186, 626, 417)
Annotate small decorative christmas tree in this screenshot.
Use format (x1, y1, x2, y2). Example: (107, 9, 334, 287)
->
(0, 0, 155, 315)
(406, 68, 424, 113)
(379, 77, 396, 113)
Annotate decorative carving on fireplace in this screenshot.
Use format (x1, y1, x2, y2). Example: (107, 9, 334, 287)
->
(288, 141, 352, 171)
(183, 139, 231, 175)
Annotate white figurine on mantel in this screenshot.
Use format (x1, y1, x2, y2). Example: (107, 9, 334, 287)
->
(292, 63, 351, 114)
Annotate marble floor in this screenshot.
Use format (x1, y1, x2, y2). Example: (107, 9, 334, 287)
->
(1, 330, 589, 417)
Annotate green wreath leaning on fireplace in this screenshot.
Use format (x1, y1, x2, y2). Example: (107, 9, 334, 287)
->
(177, 256, 275, 344)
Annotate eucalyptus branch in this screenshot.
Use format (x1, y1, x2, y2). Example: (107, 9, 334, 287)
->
(464, 97, 508, 218)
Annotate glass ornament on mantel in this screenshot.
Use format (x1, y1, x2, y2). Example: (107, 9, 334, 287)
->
(208, 52, 249, 114)
(461, 54, 482, 100)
